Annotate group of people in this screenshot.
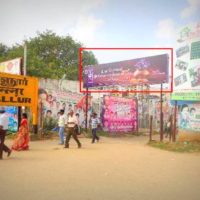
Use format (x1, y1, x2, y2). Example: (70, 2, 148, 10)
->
(0, 107, 29, 159)
(0, 106, 101, 159)
(57, 109, 101, 148)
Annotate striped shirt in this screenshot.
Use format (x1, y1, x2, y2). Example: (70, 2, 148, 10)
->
(91, 117, 99, 129)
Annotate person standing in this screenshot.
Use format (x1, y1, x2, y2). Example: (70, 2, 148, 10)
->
(90, 112, 100, 143)
(58, 110, 65, 145)
(12, 113, 29, 151)
(65, 110, 81, 148)
(0, 107, 12, 159)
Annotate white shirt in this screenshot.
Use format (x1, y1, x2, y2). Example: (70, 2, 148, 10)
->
(0, 113, 9, 130)
(58, 115, 65, 127)
(67, 115, 78, 128)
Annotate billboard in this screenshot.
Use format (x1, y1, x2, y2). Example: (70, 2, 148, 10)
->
(102, 96, 137, 133)
(84, 54, 169, 88)
(174, 21, 200, 91)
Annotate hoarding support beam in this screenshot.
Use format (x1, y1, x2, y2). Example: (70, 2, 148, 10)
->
(85, 87, 89, 133)
(160, 83, 163, 142)
(173, 100, 177, 142)
(149, 115, 153, 142)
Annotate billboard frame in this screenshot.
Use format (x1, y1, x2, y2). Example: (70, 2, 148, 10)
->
(79, 48, 173, 93)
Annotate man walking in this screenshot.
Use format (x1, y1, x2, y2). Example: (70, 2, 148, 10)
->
(58, 109, 65, 145)
(65, 110, 81, 148)
(0, 107, 12, 159)
(90, 112, 100, 143)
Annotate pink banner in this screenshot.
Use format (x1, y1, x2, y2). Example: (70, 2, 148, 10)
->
(102, 96, 137, 133)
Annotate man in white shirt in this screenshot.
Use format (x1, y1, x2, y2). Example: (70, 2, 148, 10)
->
(58, 109, 65, 145)
(0, 107, 12, 159)
(65, 110, 81, 148)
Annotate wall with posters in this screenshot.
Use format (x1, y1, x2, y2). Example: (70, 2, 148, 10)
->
(39, 78, 92, 130)
(0, 58, 21, 131)
(173, 21, 200, 136)
(102, 96, 137, 133)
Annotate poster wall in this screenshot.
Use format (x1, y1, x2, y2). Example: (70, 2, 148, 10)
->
(102, 96, 137, 133)
(39, 78, 91, 130)
(0, 58, 21, 131)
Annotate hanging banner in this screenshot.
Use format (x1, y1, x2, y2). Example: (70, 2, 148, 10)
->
(102, 96, 137, 133)
(0, 58, 21, 74)
(84, 54, 169, 88)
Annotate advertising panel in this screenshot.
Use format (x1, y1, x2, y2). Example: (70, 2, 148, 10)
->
(174, 21, 200, 91)
(0, 58, 21, 131)
(84, 54, 169, 88)
(178, 103, 200, 131)
(102, 96, 137, 133)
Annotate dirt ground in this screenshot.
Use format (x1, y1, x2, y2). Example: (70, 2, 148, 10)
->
(1, 136, 200, 200)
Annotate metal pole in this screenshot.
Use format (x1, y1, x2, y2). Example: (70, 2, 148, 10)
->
(160, 83, 163, 142)
(85, 87, 89, 132)
(149, 115, 153, 142)
(23, 42, 27, 76)
(169, 115, 173, 142)
(173, 100, 177, 142)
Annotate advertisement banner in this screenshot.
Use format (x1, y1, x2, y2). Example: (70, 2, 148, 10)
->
(171, 91, 200, 101)
(0, 58, 21, 131)
(174, 21, 200, 91)
(102, 96, 137, 133)
(84, 54, 169, 88)
(0, 72, 38, 108)
(178, 103, 200, 131)
(0, 58, 21, 74)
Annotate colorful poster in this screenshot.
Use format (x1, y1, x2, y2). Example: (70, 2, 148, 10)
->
(5, 106, 18, 132)
(102, 96, 137, 133)
(178, 103, 200, 131)
(0, 58, 21, 74)
(174, 21, 200, 91)
(84, 54, 169, 87)
(0, 58, 21, 132)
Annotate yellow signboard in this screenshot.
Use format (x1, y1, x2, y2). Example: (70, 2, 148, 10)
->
(0, 72, 38, 125)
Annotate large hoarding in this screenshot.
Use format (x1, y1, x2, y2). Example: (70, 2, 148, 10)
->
(174, 21, 200, 92)
(84, 54, 169, 88)
(102, 96, 137, 133)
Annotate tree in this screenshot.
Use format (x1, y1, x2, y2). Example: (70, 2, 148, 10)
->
(0, 30, 98, 80)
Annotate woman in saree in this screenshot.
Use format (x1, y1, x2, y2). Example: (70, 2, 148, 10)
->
(12, 113, 29, 151)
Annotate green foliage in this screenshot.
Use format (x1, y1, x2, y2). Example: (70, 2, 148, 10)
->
(148, 140, 200, 153)
(0, 30, 98, 80)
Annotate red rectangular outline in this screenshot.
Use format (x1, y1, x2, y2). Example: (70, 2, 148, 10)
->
(79, 48, 173, 93)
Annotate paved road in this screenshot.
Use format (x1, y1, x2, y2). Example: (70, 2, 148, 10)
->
(1, 136, 200, 200)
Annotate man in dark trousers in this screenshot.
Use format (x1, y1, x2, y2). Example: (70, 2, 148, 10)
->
(0, 107, 12, 160)
(65, 110, 81, 148)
